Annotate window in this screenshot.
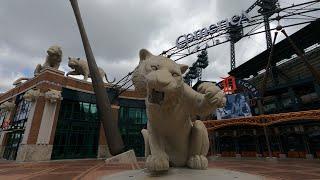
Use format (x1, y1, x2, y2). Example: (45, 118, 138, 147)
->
(52, 100, 100, 159)
(119, 106, 148, 157)
(3, 131, 24, 160)
(2, 94, 30, 160)
(12, 96, 32, 129)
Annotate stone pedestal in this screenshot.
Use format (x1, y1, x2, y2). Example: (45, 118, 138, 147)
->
(102, 168, 265, 180)
(306, 154, 314, 159)
(279, 154, 287, 159)
(97, 145, 111, 159)
(16, 144, 53, 162)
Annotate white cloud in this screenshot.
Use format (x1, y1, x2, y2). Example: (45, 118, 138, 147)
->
(0, 0, 319, 93)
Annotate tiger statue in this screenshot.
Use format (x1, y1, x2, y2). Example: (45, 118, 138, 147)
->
(13, 45, 63, 86)
(132, 49, 226, 172)
(34, 45, 63, 76)
(66, 57, 115, 83)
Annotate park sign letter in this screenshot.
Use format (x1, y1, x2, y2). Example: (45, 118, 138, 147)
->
(176, 11, 251, 49)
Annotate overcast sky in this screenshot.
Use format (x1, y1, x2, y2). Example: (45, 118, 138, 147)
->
(0, 0, 318, 93)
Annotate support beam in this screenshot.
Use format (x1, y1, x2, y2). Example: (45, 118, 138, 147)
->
(254, 129, 262, 158)
(263, 126, 273, 158)
(264, 16, 273, 49)
(300, 125, 314, 159)
(230, 41, 236, 71)
(212, 133, 216, 156)
(233, 130, 241, 158)
(281, 29, 320, 85)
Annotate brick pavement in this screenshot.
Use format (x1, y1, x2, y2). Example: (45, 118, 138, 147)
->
(0, 158, 319, 179)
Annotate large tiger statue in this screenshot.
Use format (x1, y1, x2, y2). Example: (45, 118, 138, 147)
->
(132, 49, 226, 172)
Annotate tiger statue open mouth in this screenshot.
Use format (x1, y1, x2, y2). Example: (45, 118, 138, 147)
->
(132, 49, 226, 172)
(148, 89, 165, 105)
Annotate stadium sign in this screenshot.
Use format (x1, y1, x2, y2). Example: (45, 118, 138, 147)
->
(176, 12, 251, 49)
(217, 77, 260, 98)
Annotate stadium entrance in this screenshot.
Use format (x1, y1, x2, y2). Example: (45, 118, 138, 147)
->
(51, 100, 100, 159)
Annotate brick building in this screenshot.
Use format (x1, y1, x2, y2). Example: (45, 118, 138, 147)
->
(0, 68, 146, 161)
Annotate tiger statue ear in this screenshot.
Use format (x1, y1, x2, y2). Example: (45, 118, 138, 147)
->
(179, 64, 188, 74)
(139, 49, 153, 61)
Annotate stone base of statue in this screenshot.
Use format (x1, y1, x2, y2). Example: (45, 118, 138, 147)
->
(101, 168, 265, 180)
(105, 150, 140, 169)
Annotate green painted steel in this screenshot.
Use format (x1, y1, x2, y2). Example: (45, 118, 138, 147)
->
(51, 100, 100, 159)
(118, 107, 147, 157)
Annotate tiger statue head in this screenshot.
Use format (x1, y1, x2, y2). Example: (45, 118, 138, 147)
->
(23, 89, 42, 102)
(44, 89, 62, 103)
(47, 45, 62, 65)
(132, 49, 188, 105)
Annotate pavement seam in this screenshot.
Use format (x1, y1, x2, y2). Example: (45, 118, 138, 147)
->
(18, 165, 65, 180)
(72, 162, 105, 180)
(211, 167, 279, 180)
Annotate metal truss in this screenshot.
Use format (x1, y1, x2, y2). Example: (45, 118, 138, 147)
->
(160, 0, 320, 62)
(112, 0, 320, 98)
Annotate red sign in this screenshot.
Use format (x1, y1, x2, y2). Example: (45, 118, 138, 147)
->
(221, 76, 237, 94)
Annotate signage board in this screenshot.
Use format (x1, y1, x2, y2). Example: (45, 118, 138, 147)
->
(176, 12, 251, 49)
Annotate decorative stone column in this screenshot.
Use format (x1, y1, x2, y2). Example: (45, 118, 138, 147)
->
(0, 101, 15, 158)
(16, 89, 42, 161)
(20, 89, 42, 144)
(16, 89, 62, 162)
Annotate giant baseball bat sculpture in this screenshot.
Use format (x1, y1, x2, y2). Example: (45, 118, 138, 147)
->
(69, 0, 124, 155)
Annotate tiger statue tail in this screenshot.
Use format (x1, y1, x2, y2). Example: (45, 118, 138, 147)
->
(104, 74, 116, 83)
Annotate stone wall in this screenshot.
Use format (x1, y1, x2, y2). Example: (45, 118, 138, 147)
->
(16, 144, 53, 162)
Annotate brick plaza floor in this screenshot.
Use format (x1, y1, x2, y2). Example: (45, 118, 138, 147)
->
(0, 158, 319, 180)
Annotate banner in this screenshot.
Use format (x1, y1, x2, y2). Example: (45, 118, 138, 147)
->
(216, 93, 252, 120)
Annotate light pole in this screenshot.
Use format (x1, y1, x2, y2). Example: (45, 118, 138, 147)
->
(69, 0, 124, 155)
